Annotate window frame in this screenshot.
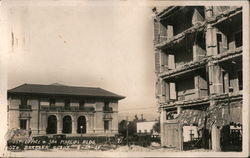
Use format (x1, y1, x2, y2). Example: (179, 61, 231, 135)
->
(104, 101, 110, 111)
(49, 99, 56, 109)
(79, 101, 85, 110)
(104, 120, 109, 131)
(20, 119, 27, 130)
(64, 99, 70, 110)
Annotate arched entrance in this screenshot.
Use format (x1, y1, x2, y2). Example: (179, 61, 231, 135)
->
(62, 115, 72, 134)
(77, 116, 86, 134)
(47, 115, 57, 134)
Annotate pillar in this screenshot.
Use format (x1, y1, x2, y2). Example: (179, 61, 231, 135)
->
(177, 106, 182, 114)
(208, 62, 223, 95)
(167, 25, 174, 39)
(179, 124, 183, 151)
(193, 42, 198, 61)
(160, 79, 167, 103)
(72, 116, 77, 134)
(57, 115, 62, 134)
(160, 50, 168, 72)
(91, 115, 95, 133)
(205, 6, 213, 19)
(194, 75, 200, 98)
(211, 125, 221, 151)
(93, 114, 96, 133)
(87, 115, 91, 133)
(160, 108, 166, 146)
(165, 81, 170, 102)
(159, 22, 167, 42)
(40, 113, 47, 135)
(153, 18, 160, 44)
(206, 24, 217, 56)
(223, 71, 229, 93)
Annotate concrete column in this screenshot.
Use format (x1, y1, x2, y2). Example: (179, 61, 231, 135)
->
(209, 62, 223, 95)
(211, 125, 221, 151)
(92, 115, 95, 133)
(160, 79, 167, 103)
(193, 42, 198, 61)
(87, 115, 92, 133)
(205, 6, 213, 18)
(165, 81, 170, 102)
(93, 114, 96, 133)
(160, 108, 166, 146)
(40, 113, 47, 135)
(87, 115, 91, 133)
(223, 71, 229, 93)
(57, 115, 62, 134)
(177, 106, 182, 114)
(168, 54, 175, 70)
(206, 24, 217, 56)
(72, 116, 77, 134)
(179, 124, 184, 151)
(160, 50, 168, 72)
(110, 119, 112, 133)
(153, 18, 160, 43)
(167, 25, 174, 39)
(194, 75, 200, 98)
(159, 22, 167, 42)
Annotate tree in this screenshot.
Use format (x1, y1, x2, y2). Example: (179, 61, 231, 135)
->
(118, 120, 136, 137)
(118, 120, 127, 137)
(133, 114, 139, 122)
(153, 121, 160, 133)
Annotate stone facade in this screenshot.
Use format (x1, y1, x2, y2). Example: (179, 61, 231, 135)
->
(8, 84, 124, 137)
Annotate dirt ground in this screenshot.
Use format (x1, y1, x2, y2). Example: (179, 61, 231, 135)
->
(109, 144, 210, 152)
(4, 142, 212, 158)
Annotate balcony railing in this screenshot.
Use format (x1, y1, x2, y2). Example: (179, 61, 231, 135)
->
(19, 105, 32, 111)
(79, 107, 95, 112)
(40, 106, 95, 112)
(103, 107, 113, 113)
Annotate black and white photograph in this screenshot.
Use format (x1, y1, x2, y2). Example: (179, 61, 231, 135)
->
(0, 0, 249, 157)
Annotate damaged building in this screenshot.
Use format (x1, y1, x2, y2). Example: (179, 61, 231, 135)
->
(153, 6, 242, 151)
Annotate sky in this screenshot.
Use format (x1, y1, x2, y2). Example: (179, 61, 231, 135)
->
(4, 0, 158, 121)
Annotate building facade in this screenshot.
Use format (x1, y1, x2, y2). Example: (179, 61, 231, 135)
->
(136, 121, 157, 134)
(8, 84, 125, 137)
(153, 6, 242, 151)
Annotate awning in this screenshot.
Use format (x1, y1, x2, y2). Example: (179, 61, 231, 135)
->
(177, 109, 206, 131)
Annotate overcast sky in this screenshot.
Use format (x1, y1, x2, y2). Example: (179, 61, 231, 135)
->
(4, 0, 158, 120)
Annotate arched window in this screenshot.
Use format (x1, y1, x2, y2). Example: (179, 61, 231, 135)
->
(62, 115, 72, 133)
(47, 115, 57, 134)
(77, 116, 86, 134)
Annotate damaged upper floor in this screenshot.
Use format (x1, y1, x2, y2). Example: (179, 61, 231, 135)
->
(155, 53, 242, 106)
(153, 6, 243, 75)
